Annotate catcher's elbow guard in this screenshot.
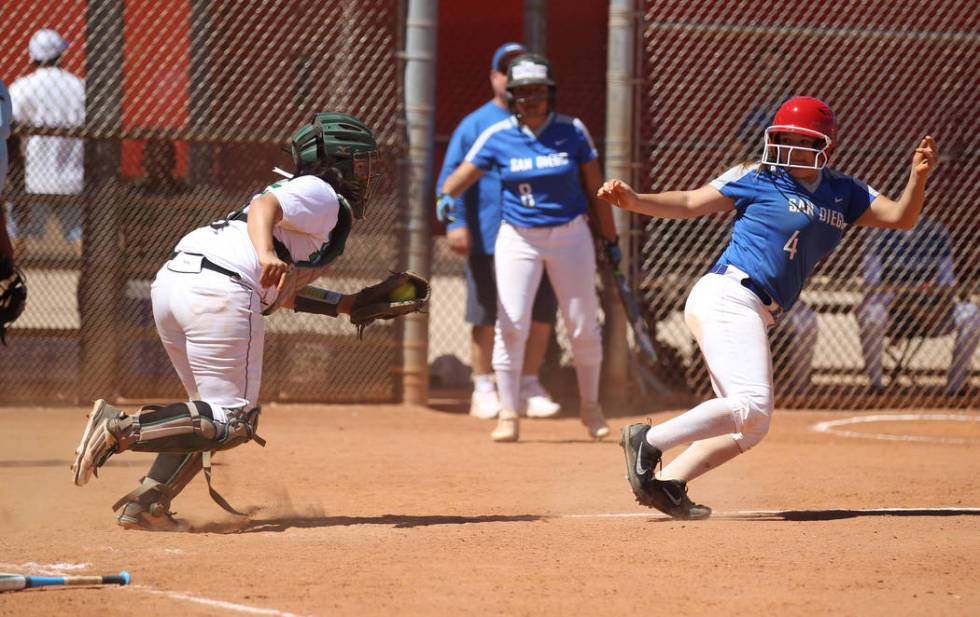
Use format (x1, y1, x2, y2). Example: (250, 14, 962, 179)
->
(293, 285, 343, 317)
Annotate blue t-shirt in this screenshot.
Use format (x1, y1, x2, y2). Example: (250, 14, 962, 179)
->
(436, 100, 512, 255)
(464, 113, 597, 229)
(710, 164, 878, 310)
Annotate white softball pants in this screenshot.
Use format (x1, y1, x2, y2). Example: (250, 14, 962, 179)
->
(646, 270, 776, 454)
(150, 264, 264, 422)
(492, 215, 603, 414)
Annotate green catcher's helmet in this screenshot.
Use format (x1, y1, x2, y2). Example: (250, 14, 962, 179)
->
(289, 112, 382, 218)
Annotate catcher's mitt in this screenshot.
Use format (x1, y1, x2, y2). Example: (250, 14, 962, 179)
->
(0, 257, 27, 345)
(349, 271, 429, 337)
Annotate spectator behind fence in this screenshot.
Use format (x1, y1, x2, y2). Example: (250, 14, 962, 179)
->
(138, 140, 187, 197)
(7, 29, 86, 257)
(440, 53, 619, 442)
(600, 97, 938, 520)
(435, 42, 561, 421)
(857, 215, 979, 394)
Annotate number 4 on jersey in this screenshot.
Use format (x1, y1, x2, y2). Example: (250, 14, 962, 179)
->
(784, 230, 800, 260)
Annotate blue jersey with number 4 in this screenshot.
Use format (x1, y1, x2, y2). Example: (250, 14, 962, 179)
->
(710, 164, 878, 310)
(465, 113, 597, 228)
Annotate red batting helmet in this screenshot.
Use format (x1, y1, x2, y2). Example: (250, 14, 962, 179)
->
(763, 96, 837, 169)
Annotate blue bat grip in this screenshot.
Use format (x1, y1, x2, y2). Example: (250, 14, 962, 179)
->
(26, 576, 64, 588)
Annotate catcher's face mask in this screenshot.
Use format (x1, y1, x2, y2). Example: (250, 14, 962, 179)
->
(343, 148, 389, 219)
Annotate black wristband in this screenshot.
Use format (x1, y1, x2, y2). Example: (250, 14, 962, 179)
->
(293, 290, 341, 317)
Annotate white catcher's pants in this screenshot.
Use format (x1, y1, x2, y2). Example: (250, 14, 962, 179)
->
(151, 264, 264, 422)
(492, 215, 603, 414)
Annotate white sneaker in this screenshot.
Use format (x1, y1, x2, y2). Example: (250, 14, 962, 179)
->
(491, 410, 519, 442)
(470, 389, 502, 419)
(580, 403, 610, 440)
(521, 380, 561, 419)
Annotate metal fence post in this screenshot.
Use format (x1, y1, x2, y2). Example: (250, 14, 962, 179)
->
(602, 0, 637, 399)
(81, 0, 124, 402)
(524, 0, 548, 54)
(402, 0, 438, 405)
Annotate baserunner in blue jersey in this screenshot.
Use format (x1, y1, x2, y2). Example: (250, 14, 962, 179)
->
(435, 42, 561, 421)
(441, 53, 619, 442)
(599, 96, 939, 519)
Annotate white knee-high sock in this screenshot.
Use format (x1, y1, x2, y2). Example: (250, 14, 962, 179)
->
(659, 435, 742, 482)
(495, 369, 521, 414)
(574, 363, 601, 407)
(644, 398, 738, 452)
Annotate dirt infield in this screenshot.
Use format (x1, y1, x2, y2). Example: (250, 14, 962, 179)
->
(1, 404, 978, 616)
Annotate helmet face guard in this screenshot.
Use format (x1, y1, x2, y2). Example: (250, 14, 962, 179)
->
(335, 149, 388, 218)
(290, 112, 386, 218)
(761, 96, 837, 170)
(762, 126, 832, 170)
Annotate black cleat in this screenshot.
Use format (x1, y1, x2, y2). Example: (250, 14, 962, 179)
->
(619, 423, 712, 520)
(645, 478, 712, 520)
(620, 423, 661, 500)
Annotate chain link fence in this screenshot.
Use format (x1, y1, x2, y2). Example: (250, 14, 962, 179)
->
(3, 2, 976, 411)
(427, 3, 611, 401)
(637, 0, 979, 409)
(1, 1, 406, 404)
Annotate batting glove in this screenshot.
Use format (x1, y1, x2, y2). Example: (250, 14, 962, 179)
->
(436, 193, 456, 224)
(605, 238, 622, 267)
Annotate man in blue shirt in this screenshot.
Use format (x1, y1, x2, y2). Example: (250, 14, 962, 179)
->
(436, 42, 560, 420)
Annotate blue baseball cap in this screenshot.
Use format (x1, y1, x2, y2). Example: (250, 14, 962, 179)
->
(491, 42, 527, 72)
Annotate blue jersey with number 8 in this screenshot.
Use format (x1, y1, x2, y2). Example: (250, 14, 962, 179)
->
(710, 164, 878, 310)
(464, 113, 597, 228)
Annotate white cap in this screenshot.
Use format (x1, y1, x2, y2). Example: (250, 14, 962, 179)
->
(29, 29, 69, 63)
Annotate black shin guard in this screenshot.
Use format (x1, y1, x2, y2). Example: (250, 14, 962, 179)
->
(113, 402, 265, 521)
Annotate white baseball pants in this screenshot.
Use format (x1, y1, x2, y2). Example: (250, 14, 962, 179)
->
(646, 270, 776, 455)
(492, 215, 603, 414)
(150, 264, 264, 422)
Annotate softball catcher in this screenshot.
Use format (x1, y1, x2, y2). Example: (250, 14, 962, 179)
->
(71, 112, 428, 530)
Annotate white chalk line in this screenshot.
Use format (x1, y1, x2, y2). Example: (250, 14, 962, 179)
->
(2, 504, 977, 612)
(0, 562, 306, 617)
(558, 507, 980, 519)
(131, 586, 308, 617)
(811, 413, 980, 444)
